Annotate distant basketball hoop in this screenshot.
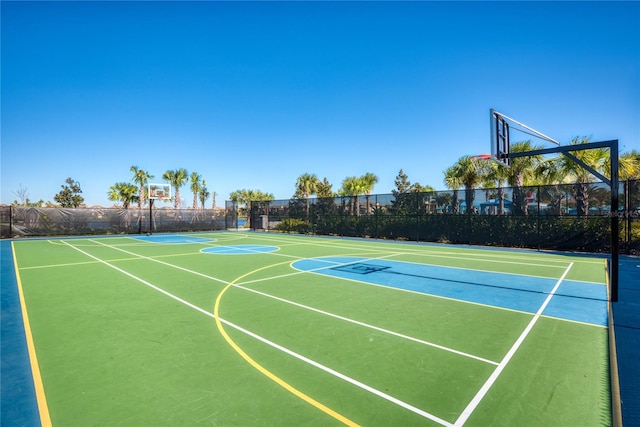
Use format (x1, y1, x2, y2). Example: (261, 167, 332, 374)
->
(148, 183, 171, 201)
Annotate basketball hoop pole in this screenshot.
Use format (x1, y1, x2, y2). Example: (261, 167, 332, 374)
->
(149, 199, 154, 235)
(611, 139, 619, 303)
(490, 109, 619, 301)
(492, 109, 561, 145)
(509, 140, 620, 302)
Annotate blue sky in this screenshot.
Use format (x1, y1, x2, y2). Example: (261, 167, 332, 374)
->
(2, 1, 639, 207)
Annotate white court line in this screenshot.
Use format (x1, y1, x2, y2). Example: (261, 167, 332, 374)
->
(452, 262, 574, 427)
(90, 239, 486, 363)
(90, 239, 547, 366)
(235, 233, 584, 267)
(235, 284, 499, 366)
(61, 240, 454, 426)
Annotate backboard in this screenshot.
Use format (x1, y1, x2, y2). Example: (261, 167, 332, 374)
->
(148, 183, 171, 201)
(490, 108, 510, 166)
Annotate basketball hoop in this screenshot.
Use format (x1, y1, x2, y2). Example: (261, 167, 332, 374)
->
(472, 154, 492, 160)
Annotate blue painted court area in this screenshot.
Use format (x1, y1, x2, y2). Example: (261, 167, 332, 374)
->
(201, 245, 279, 255)
(0, 241, 41, 427)
(131, 234, 214, 244)
(292, 257, 608, 326)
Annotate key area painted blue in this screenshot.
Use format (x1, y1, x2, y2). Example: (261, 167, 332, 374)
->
(292, 257, 608, 326)
(1, 240, 41, 427)
(201, 245, 279, 254)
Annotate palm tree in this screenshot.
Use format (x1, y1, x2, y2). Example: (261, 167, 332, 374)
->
(107, 182, 139, 209)
(482, 160, 509, 214)
(295, 173, 320, 220)
(190, 171, 202, 209)
(451, 156, 487, 214)
(443, 165, 461, 214)
(340, 176, 365, 216)
(557, 137, 608, 216)
(622, 150, 640, 179)
(360, 172, 378, 215)
(606, 149, 640, 181)
(162, 168, 189, 209)
(199, 180, 210, 211)
(130, 166, 154, 208)
(230, 189, 274, 225)
(507, 141, 546, 215)
(536, 157, 570, 215)
(107, 182, 139, 230)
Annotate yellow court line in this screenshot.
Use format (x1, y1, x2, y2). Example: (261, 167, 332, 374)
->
(213, 261, 360, 427)
(12, 242, 52, 427)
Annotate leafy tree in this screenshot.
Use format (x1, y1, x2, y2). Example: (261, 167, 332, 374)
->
(190, 171, 202, 209)
(162, 168, 189, 209)
(392, 169, 412, 214)
(54, 177, 84, 208)
(393, 169, 411, 193)
(316, 178, 334, 198)
(107, 182, 139, 209)
(130, 166, 154, 208)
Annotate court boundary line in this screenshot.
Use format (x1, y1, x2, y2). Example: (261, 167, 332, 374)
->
(238, 232, 605, 266)
(11, 242, 52, 427)
(216, 272, 454, 427)
(53, 241, 353, 426)
(285, 257, 606, 328)
(61, 240, 456, 426)
(90, 239, 499, 363)
(92, 238, 505, 360)
(233, 234, 604, 284)
(15, 234, 610, 424)
(453, 262, 574, 426)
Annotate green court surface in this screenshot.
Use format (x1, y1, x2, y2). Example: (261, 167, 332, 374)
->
(9, 232, 612, 426)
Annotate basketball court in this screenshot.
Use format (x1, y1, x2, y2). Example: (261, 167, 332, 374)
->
(2, 232, 615, 426)
(1, 109, 636, 426)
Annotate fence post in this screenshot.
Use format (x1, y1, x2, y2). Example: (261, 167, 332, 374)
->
(625, 180, 630, 255)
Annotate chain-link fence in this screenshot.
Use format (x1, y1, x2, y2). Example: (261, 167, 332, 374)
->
(0, 206, 228, 238)
(3, 180, 638, 254)
(249, 180, 639, 255)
